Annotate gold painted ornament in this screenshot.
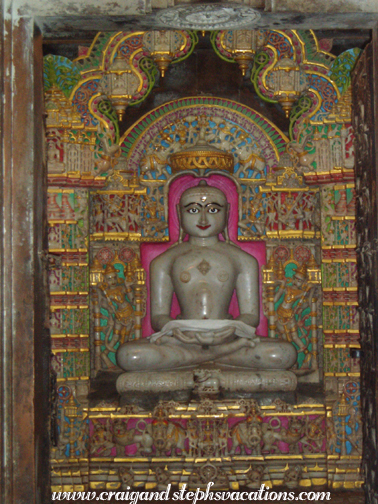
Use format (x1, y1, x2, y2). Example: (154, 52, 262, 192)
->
(268, 58, 309, 118)
(100, 55, 140, 122)
(143, 30, 186, 78)
(221, 30, 265, 76)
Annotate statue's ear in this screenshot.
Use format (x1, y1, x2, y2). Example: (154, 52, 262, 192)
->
(222, 202, 231, 244)
(176, 204, 185, 244)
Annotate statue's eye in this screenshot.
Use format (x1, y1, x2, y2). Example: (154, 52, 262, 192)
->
(208, 207, 220, 213)
(188, 207, 199, 214)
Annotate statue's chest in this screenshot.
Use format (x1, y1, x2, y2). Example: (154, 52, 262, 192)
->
(172, 249, 235, 286)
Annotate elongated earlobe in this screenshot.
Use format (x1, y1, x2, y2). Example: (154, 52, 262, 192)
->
(222, 203, 231, 244)
(177, 204, 185, 244)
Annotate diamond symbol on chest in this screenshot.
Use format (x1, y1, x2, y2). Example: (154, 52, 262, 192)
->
(196, 259, 211, 276)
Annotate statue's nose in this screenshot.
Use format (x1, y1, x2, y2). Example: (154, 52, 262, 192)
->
(199, 208, 208, 225)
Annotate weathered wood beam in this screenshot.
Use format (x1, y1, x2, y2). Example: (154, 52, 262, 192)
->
(0, 7, 49, 504)
(38, 11, 378, 39)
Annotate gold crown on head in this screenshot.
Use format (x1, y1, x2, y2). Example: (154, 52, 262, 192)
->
(169, 117, 234, 173)
(104, 263, 118, 275)
(169, 145, 234, 173)
(294, 262, 307, 279)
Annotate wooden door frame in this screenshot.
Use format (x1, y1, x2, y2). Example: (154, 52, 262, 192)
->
(0, 15, 50, 504)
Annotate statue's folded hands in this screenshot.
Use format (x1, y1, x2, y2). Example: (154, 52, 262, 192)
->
(150, 319, 257, 345)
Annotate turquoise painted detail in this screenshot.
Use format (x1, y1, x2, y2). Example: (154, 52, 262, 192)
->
(43, 55, 81, 98)
(328, 48, 362, 95)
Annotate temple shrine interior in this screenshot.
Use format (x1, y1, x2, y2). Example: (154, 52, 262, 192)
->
(41, 22, 372, 501)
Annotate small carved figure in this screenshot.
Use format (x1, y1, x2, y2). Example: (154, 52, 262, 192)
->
(112, 420, 136, 456)
(188, 462, 229, 487)
(288, 125, 316, 173)
(300, 416, 325, 453)
(282, 417, 306, 453)
(187, 419, 199, 457)
(262, 416, 304, 454)
(140, 152, 167, 179)
(274, 263, 315, 364)
(244, 465, 265, 489)
(150, 407, 187, 456)
(238, 192, 266, 237)
(132, 421, 154, 455)
(216, 419, 229, 456)
(47, 141, 65, 174)
(55, 423, 71, 459)
(278, 193, 303, 230)
(283, 464, 302, 488)
(94, 264, 135, 368)
(90, 419, 115, 457)
(119, 466, 135, 489)
(198, 420, 217, 457)
(230, 406, 263, 455)
(95, 125, 121, 175)
(194, 369, 221, 395)
(154, 467, 172, 490)
(326, 416, 339, 455)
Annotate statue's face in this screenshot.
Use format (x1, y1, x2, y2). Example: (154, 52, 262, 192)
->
(179, 188, 228, 238)
(105, 272, 118, 287)
(293, 275, 305, 288)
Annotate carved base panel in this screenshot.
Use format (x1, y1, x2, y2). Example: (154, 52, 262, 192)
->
(116, 369, 298, 394)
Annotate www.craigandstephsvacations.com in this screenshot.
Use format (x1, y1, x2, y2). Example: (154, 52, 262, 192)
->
(52, 482, 331, 502)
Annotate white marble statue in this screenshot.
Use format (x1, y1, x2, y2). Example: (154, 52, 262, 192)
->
(116, 181, 297, 374)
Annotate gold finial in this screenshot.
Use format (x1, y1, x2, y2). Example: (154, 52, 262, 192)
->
(125, 262, 134, 282)
(266, 254, 275, 270)
(91, 257, 103, 271)
(276, 260, 285, 280)
(307, 255, 318, 269)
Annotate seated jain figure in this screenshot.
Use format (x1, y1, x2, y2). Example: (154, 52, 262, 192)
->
(117, 181, 297, 377)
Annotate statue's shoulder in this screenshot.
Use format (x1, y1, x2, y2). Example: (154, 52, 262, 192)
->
(151, 242, 186, 269)
(224, 242, 258, 268)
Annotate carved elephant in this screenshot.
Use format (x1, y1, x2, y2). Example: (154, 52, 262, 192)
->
(140, 154, 166, 179)
(112, 419, 153, 456)
(149, 419, 187, 456)
(230, 418, 262, 455)
(262, 417, 304, 454)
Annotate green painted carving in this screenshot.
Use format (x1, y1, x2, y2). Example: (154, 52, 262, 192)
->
(296, 30, 335, 69)
(43, 55, 81, 98)
(97, 99, 120, 143)
(210, 31, 236, 63)
(328, 48, 362, 95)
(289, 95, 312, 140)
(130, 56, 159, 107)
(74, 32, 114, 72)
(250, 51, 277, 104)
(173, 30, 199, 64)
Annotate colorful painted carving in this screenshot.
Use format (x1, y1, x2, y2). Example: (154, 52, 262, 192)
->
(47, 29, 363, 494)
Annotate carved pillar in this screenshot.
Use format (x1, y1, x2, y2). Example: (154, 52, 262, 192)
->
(352, 34, 378, 504)
(0, 9, 49, 504)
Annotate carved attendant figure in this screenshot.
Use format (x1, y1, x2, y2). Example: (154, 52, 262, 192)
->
(95, 264, 135, 368)
(117, 181, 296, 371)
(274, 263, 314, 364)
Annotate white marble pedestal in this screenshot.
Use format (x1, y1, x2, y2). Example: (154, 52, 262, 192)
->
(116, 367, 297, 395)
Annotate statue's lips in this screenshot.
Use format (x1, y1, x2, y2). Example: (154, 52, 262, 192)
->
(196, 225, 211, 230)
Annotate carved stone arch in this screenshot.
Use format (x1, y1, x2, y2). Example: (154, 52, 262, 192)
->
(119, 96, 289, 176)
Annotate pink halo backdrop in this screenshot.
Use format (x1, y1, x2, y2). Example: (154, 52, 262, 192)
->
(140, 174, 268, 338)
